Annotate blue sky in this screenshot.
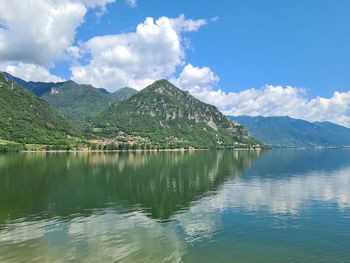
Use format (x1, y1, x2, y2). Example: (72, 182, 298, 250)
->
(1, 0, 350, 126)
(66, 0, 350, 98)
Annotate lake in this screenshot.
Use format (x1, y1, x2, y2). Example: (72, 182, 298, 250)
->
(0, 149, 349, 262)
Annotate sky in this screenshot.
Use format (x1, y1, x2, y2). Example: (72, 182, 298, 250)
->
(1, 0, 350, 126)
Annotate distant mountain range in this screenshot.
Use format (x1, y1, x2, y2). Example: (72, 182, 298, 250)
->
(89, 80, 259, 148)
(0, 73, 76, 144)
(230, 116, 350, 148)
(2, 72, 137, 125)
(3, 71, 349, 149)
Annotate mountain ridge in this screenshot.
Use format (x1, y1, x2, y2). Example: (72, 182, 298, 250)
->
(2, 72, 138, 125)
(230, 115, 350, 148)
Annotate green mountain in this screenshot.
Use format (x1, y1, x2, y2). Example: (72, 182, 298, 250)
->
(41, 82, 138, 125)
(110, 87, 138, 101)
(1, 71, 65, 96)
(230, 115, 350, 148)
(0, 73, 76, 144)
(3, 72, 138, 125)
(40, 81, 114, 124)
(89, 80, 261, 149)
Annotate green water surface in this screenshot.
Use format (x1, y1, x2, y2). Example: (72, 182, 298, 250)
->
(0, 150, 349, 262)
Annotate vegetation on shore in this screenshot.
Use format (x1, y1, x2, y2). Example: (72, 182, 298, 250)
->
(0, 143, 24, 153)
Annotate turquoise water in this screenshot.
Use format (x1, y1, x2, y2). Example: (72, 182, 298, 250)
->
(0, 150, 349, 262)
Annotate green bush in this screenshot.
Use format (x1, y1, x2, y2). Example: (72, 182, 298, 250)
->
(0, 143, 24, 153)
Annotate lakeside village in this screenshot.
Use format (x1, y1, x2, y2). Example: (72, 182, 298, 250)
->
(1, 130, 262, 153)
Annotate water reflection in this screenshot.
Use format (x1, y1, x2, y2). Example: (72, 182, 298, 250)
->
(0, 150, 261, 223)
(177, 150, 350, 248)
(0, 149, 349, 263)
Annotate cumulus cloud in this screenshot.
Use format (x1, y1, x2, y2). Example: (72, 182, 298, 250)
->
(171, 65, 350, 127)
(71, 15, 207, 91)
(194, 86, 350, 127)
(0, 0, 115, 71)
(2, 63, 65, 82)
(172, 64, 219, 91)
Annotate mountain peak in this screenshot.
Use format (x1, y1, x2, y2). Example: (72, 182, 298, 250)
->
(152, 79, 172, 86)
(142, 79, 190, 100)
(91, 81, 260, 149)
(63, 80, 76, 85)
(146, 79, 178, 91)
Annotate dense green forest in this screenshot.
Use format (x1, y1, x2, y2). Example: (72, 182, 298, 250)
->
(0, 73, 77, 145)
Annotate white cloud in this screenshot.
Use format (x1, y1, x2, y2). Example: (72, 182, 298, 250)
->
(2, 63, 65, 82)
(169, 14, 207, 33)
(172, 64, 219, 91)
(197, 86, 350, 127)
(71, 15, 207, 91)
(171, 65, 350, 127)
(0, 0, 115, 67)
(76, 0, 115, 8)
(126, 0, 137, 8)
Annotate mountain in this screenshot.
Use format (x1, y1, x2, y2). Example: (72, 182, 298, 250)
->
(230, 115, 350, 148)
(40, 81, 115, 124)
(110, 87, 138, 101)
(3, 72, 138, 125)
(89, 80, 261, 149)
(1, 71, 66, 96)
(41, 82, 138, 124)
(0, 73, 76, 144)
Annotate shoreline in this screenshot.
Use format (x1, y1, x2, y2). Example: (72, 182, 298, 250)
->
(21, 147, 265, 153)
(19, 146, 350, 153)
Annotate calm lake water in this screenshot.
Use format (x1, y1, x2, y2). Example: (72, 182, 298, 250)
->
(0, 150, 349, 262)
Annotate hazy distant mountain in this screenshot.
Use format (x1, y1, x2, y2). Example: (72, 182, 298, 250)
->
(110, 87, 138, 101)
(0, 73, 76, 144)
(230, 115, 350, 148)
(90, 80, 261, 149)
